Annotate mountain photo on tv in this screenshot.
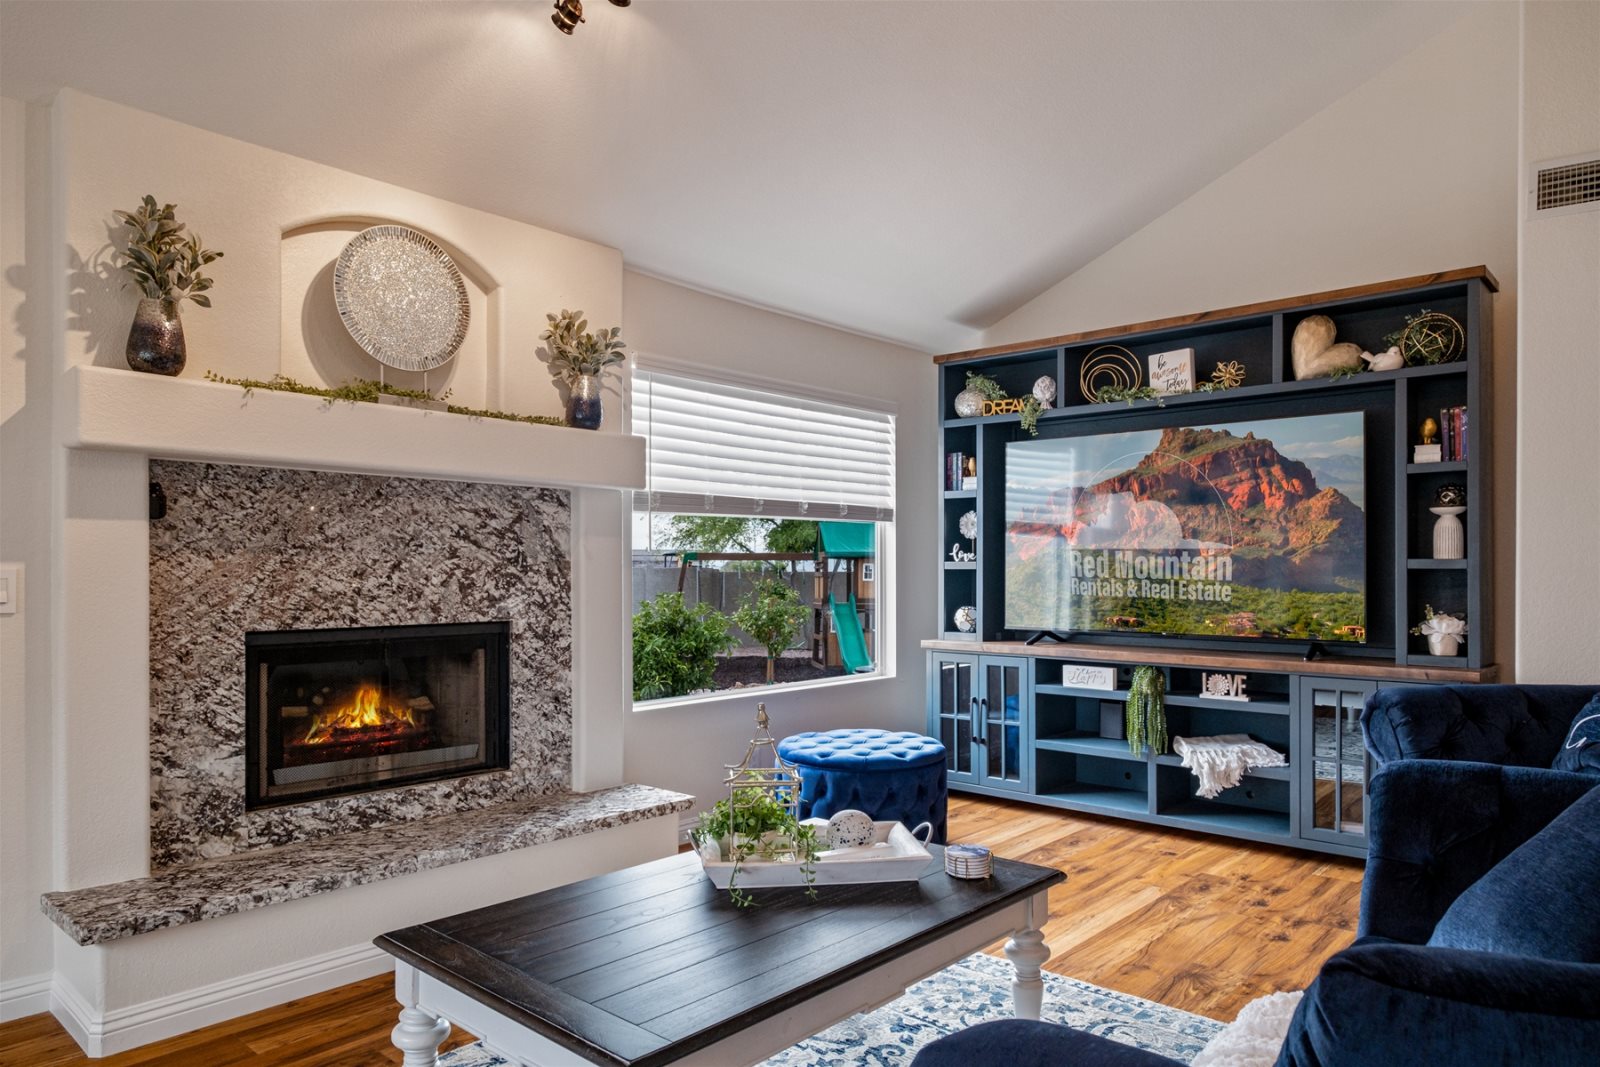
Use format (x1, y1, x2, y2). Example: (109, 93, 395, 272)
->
(1004, 411, 1366, 643)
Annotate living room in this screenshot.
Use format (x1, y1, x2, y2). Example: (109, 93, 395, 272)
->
(0, 2, 1595, 1065)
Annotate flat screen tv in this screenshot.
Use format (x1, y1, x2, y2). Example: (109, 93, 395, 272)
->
(1004, 411, 1367, 643)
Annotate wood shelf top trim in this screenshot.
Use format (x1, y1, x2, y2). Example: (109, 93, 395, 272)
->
(921, 638, 1498, 683)
(933, 266, 1499, 365)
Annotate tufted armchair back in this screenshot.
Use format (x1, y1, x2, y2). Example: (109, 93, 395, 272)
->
(1362, 684, 1595, 768)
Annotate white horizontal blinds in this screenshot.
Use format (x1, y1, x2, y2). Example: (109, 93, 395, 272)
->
(633, 369, 895, 521)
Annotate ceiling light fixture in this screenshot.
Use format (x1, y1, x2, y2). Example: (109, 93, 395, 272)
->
(551, 0, 630, 36)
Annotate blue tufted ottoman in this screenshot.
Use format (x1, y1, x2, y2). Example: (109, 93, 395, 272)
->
(776, 729, 948, 844)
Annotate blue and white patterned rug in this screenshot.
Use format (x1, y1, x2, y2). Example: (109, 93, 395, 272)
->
(437, 951, 1222, 1066)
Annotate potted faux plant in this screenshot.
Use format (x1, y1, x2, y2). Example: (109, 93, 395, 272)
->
(1412, 605, 1467, 656)
(1125, 665, 1168, 755)
(113, 195, 223, 375)
(732, 578, 809, 684)
(693, 786, 820, 908)
(539, 309, 627, 429)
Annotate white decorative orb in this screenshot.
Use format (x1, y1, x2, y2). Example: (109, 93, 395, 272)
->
(958, 510, 978, 540)
(1032, 376, 1057, 406)
(826, 809, 876, 849)
(954, 605, 978, 633)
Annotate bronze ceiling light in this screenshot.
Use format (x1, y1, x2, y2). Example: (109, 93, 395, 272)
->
(552, 0, 630, 36)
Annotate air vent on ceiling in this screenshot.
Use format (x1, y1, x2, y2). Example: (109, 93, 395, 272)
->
(1529, 152, 1600, 218)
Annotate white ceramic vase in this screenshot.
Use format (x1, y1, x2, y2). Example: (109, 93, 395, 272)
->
(1430, 506, 1466, 560)
(1427, 632, 1462, 657)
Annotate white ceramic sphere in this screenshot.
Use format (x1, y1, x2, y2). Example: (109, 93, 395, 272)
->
(826, 809, 876, 849)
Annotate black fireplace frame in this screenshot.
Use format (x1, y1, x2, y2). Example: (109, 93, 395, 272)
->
(244, 621, 512, 809)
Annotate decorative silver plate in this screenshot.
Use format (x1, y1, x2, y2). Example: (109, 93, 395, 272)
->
(332, 225, 470, 372)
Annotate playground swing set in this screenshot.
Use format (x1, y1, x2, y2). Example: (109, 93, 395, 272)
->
(670, 521, 876, 674)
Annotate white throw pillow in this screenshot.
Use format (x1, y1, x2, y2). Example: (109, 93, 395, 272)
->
(1190, 990, 1302, 1067)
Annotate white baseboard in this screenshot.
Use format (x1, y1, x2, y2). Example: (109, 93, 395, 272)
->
(50, 941, 392, 1058)
(0, 972, 53, 1022)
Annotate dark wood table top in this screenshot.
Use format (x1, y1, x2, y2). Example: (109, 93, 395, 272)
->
(375, 846, 1064, 1067)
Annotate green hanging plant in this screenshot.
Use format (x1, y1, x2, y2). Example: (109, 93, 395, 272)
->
(1125, 666, 1168, 755)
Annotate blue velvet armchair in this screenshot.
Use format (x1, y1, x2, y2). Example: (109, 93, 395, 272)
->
(911, 759, 1600, 1067)
(1361, 683, 1596, 769)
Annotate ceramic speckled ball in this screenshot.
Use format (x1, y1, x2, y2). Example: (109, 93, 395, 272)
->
(826, 809, 876, 849)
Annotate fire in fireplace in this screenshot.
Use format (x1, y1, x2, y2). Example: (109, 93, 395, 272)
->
(245, 622, 510, 808)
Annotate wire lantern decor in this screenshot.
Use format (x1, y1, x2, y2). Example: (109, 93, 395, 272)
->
(723, 703, 803, 855)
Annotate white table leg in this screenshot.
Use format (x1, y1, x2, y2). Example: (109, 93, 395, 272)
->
(1003, 898, 1051, 1021)
(392, 1005, 451, 1066)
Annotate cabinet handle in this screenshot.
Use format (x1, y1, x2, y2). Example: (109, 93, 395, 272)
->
(970, 697, 983, 741)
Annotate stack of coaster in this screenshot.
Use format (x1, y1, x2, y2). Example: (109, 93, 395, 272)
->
(945, 844, 992, 880)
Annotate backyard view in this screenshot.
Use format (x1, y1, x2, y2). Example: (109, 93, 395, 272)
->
(631, 516, 879, 701)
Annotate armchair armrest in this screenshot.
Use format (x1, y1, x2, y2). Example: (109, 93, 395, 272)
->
(1359, 761, 1597, 942)
(1277, 941, 1600, 1067)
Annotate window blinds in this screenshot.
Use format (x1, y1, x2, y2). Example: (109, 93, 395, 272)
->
(632, 369, 895, 521)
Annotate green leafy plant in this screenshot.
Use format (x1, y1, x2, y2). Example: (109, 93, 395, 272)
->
(965, 372, 1044, 436)
(631, 592, 738, 700)
(202, 372, 564, 427)
(540, 309, 628, 384)
(1094, 384, 1165, 406)
(1125, 665, 1168, 755)
(733, 579, 809, 684)
(1327, 365, 1366, 382)
(113, 195, 222, 306)
(694, 786, 820, 907)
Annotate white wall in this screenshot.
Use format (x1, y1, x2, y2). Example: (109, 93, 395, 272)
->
(982, 5, 1521, 673)
(1516, 0, 1600, 680)
(0, 95, 57, 1019)
(620, 271, 936, 822)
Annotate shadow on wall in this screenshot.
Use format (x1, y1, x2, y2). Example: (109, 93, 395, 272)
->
(66, 222, 128, 367)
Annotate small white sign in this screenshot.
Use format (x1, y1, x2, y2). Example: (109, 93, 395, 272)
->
(1147, 348, 1196, 395)
(1201, 672, 1250, 701)
(1063, 664, 1117, 690)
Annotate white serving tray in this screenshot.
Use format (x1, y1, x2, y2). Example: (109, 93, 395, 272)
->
(698, 819, 936, 888)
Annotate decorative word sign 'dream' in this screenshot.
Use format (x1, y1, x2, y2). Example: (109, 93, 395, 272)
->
(1063, 665, 1117, 690)
(1147, 348, 1196, 395)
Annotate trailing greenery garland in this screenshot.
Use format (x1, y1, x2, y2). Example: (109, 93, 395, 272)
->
(203, 372, 564, 427)
(1125, 665, 1168, 755)
(1094, 384, 1166, 406)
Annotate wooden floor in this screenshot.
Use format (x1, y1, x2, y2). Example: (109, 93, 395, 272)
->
(0, 794, 1362, 1066)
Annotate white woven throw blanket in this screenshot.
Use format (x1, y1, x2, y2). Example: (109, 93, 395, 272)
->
(1173, 735, 1288, 799)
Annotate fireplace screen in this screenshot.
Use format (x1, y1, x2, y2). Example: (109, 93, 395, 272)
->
(245, 622, 510, 808)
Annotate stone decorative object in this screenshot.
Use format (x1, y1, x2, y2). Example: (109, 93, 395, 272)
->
(953, 605, 977, 633)
(825, 809, 876, 849)
(333, 225, 470, 373)
(953, 387, 984, 418)
(1031, 376, 1057, 407)
(1431, 505, 1466, 560)
(1291, 315, 1364, 380)
(1361, 346, 1405, 372)
(1434, 483, 1467, 508)
(147, 460, 572, 869)
(126, 298, 187, 376)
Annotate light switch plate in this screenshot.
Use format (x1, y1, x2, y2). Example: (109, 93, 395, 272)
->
(0, 564, 19, 615)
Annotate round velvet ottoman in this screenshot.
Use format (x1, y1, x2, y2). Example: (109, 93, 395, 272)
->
(776, 729, 948, 844)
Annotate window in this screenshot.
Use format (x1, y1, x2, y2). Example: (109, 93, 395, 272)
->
(630, 366, 895, 704)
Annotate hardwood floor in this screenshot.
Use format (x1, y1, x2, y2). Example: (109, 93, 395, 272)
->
(0, 795, 1362, 1066)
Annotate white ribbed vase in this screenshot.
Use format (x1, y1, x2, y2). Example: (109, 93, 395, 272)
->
(1430, 506, 1466, 560)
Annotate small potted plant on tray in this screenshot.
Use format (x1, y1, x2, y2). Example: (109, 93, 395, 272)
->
(693, 786, 820, 908)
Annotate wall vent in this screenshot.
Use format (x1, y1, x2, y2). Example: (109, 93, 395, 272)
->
(1529, 152, 1600, 218)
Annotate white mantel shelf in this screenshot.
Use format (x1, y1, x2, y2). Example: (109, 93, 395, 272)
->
(57, 364, 645, 491)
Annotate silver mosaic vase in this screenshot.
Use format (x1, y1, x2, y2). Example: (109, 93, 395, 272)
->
(567, 372, 603, 430)
(125, 298, 186, 376)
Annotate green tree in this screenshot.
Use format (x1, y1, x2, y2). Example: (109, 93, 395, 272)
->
(662, 515, 766, 552)
(732, 579, 810, 684)
(632, 593, 738, 700)
(765, 520, 819, 554)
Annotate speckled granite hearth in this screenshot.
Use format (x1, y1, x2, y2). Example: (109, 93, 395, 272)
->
(42, 784, 692, 946)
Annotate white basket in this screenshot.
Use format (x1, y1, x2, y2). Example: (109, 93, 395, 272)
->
(698, 819, 935, 889)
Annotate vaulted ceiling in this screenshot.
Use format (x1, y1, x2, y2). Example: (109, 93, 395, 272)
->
(1, 1, 1468, 351)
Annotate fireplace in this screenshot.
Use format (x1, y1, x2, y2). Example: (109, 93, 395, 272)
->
(245, 622, 511, 808)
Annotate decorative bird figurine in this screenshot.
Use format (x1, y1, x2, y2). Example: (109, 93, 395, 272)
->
(1360, 346, 1405, 372)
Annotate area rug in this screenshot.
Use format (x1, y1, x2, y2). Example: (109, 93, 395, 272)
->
(436, 951, 1223, 1066)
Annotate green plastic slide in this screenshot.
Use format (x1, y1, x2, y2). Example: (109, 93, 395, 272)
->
(829, 594, 874, 674)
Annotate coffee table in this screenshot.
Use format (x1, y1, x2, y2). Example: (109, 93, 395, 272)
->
(375, 846, 1064, 1066)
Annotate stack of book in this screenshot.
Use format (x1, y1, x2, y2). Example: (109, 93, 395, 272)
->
(1414, 405, 1469, 463)
(944, 452, 976, 491)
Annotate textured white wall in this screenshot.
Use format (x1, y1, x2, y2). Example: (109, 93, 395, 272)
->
(1516, 0, 1600, 681)
(620, 271, 936, 822)
(981, 5, 1521, 673)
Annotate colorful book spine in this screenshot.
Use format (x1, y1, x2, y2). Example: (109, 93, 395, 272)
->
(1437, 406, 1469, 461)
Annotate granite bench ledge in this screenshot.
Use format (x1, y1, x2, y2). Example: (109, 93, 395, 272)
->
(41, 783, 694, 947)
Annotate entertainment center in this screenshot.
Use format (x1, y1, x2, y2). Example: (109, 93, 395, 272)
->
(925, 267, 1498, 857)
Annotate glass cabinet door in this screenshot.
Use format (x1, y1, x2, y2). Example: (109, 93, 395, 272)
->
(1299, 680, 1375, 844)
(979, 658, 1030, 792)
(931, 656, 976, 783)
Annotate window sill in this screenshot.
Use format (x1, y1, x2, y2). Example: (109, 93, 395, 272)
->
(631, 669, 895, 713)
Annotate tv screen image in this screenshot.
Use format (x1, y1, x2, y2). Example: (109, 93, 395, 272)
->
(1005, 411, 1366, 643)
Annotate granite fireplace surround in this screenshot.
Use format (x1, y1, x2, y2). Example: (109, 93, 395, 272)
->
(148, 460, 574, 869)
